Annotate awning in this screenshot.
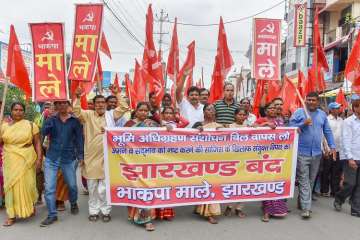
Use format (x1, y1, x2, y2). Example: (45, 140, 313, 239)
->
(320, 86, 351, 97)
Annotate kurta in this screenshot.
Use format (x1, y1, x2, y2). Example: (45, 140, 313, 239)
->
(73, 96, 129, 180)
(1, 120, 39, 218)
(73, 101, 106, 180)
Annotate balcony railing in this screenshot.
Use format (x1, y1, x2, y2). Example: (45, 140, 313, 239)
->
(324, 23, 352, 46)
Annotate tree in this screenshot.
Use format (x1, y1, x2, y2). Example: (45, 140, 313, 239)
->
(0, 84, 38, 121)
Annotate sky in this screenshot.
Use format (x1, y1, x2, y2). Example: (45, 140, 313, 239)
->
(0, 0, 285, 87)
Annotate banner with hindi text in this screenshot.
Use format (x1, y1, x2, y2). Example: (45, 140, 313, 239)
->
(104, 127, 298, 208)
(68, 4, 103, 81)
(252, 18, 282, 81)
(30, 23, 68, 102)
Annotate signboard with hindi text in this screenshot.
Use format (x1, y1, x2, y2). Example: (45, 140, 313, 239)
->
(294, 3, 307, 47)
(104, 127, 298, 208)
(252, 18, 282, 81)
(68, 4, 103, 81)
(30, 23, 68, 102)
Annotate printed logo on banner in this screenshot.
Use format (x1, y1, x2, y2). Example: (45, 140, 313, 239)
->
(252, 18, 282, 81)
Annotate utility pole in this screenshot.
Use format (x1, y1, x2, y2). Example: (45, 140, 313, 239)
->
(155, 9, 169, 62)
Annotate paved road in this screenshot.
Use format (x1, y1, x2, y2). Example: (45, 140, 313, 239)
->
(0, 190, 359, 240)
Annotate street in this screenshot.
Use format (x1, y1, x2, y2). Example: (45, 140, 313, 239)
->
(0, 191, 358, 240)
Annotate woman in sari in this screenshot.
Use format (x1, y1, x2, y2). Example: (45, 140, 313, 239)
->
(224, 107, 250, 218)
(193, 103, 224, 224)
(125, 102, 159, 231)
(1, 102, 42, 226)
(254, 102, 288, 222)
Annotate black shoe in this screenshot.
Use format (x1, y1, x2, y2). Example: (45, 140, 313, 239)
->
(40, 217, 58, 227)
(351, 212, 360, 217)
(70, 203, 79, 215)
(333, 200, 342, 211)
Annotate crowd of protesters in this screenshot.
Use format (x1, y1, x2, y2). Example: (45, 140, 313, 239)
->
(0, 79, 360, 231)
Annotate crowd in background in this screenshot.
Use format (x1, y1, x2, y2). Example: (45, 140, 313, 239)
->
(0, 79, 360, 231)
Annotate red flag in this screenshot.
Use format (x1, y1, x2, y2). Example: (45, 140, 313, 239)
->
(6, 25, 32, 99)
(177, 41, 195, 86)
(113, 73, 121, 92)
(133, 59, 147, 102)
(251, 79, 282, 115)
(100, 32, 112, 59)
(184, 70, 193, 95)
(208, 55, 222, 103)
(166, 18, 179, 81)
(313, 7, 329, 72)
(307, 65, 325, 92)
(296, 70, 307, 107)
(125, 73, 137, 109)
(70, 81, 90, 109)
(217, 17, 234, 75)
(297, 70, 306, 98)
(95, 55, 103, 83)
(281, 76, 298, 113)
(266, 80, 282, 102)
(345, 32, 360, 93)
(209, 17, 234, 102)
(142, 4, 164, 105)
(335, 88, 348, 112)
(253, 80, 264, 117)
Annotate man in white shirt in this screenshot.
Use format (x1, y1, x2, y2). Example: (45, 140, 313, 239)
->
(334, 95, 360, 217)
(177, 86, 204, 128)
(176, 72, 204, 128)
(320, 102, 343, 196)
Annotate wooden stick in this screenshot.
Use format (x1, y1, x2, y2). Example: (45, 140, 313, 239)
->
(173, 53, 178, 108)
(0, 77, 9, 124)
(294, 87, 311, 119)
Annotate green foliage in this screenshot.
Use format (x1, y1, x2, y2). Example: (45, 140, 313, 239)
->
(345, 13, 355, 25)
(0, 84, 38, 121)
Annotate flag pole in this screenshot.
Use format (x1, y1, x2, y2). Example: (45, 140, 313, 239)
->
(0, 77, 10, 124)
(294, 86, 311, 119)
(173, 52, 178, 108)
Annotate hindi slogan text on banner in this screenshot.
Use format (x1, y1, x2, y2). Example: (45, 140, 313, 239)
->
(294, 3, 307, 47)
(30, 23, 68, 102)
(68, 4, 103, 81)
(104, 128, 298, 208)
(252, 18, 282, 81)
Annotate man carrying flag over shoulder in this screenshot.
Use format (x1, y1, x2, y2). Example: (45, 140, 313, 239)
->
(289, 92, 336, 219)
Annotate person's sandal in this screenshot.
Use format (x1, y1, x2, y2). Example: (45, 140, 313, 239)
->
(3, 218, 15, 227)
(102, 214, 111, 223)
(235, 209, 246, 218)
(88, 215, 99, 222)
(208, 216, 218, 224)
(145, 222, 155, 231)
(262, 214, 270, 222)
(223, 206, 232, 216)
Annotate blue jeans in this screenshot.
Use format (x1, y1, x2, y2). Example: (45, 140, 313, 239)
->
(44, 157, 78, 218)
